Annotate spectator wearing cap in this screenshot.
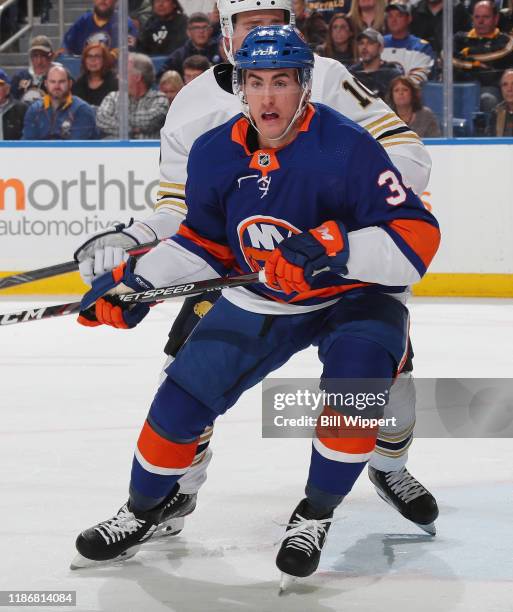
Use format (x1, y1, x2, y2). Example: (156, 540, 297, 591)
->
(350, 28, 404, 99)
(96, 52, 169, 139)
(11, 35, 53, 104)
(22, 64, 98, 140)
(453, 0, 513, 111)
(72, 42, 119, 108)
(0, 70, 27, 140)
(315, 14, 355, 65)
(157, 12, 219, 77)
(182, 54, 211, 83)
(347, 0, 386, 37)
(137, 0, 188, 55)
(487, 68, 513, 136)
(159, 70, 184, 103)
(382, 2, 435, 85)
(387, 75, 441, 137)
(411, 0, 471, 56)
(61, 0, 139, 57)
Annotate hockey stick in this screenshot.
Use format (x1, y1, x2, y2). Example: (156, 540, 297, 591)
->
(0, 271, 266, 326)
(0, 240, 160, 290)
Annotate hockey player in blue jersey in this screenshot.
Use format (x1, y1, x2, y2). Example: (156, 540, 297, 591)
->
(71, 26, 440, 583)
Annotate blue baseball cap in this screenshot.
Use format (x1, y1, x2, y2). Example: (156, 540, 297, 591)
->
(0, 69, 11, 85)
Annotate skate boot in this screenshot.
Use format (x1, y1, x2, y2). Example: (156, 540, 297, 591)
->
(369, 465, 439, 535)
(276, 498, 333, 593)
(155, 487, 197, 538)
(71, 501, 163, 569)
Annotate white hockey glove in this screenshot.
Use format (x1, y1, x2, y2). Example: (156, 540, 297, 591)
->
(74, 219, 157, 286)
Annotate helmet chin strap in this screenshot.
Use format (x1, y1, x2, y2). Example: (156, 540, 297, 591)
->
(223, 37, 235, 65)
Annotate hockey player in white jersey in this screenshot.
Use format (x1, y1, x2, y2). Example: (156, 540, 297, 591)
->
(74, 0, 438, 537)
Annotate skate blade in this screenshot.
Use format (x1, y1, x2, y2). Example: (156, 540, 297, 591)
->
(417, 521, 436, 536)
(374, 486, 437, 536)
(69, 546, 140, 570)
(278, 573, 297, 595)
(153, 516, 185, 539)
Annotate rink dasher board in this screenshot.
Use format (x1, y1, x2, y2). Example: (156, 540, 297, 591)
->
(0, 140, 512, 297)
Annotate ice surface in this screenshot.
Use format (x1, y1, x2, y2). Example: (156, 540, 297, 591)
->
(0, 297, 512, 611)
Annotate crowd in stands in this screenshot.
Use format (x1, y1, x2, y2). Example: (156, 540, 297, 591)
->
(2, 0, 513, 139)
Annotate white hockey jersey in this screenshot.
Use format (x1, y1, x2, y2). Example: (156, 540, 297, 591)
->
(132, 55, 431, 244)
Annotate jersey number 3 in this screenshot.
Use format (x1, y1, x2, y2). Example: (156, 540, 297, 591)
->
(378, 170, 407, 206)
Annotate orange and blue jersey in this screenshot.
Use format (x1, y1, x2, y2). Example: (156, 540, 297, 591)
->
(170, 102, 440, 308)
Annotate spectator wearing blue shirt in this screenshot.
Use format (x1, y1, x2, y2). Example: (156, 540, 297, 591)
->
(61, 0, 139, 56)
(22, 65, 98, 140)
(381, 2, 435, 85)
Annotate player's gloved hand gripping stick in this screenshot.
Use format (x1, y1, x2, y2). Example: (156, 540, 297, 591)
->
(265, 220, 349, 294)
(78, 259, 156, 329)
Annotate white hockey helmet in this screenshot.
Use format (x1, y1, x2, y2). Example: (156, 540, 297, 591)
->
(218, 0, 295, 64)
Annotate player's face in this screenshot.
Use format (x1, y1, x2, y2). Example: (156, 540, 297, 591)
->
(472, 3, 498, 36)
(245, 68, 303, 145)
(46, 67, 71, 102)
(331, 18, 352, 46)
(31, 50, 52, 75)
(500, 71, 513, 105)
(386, 10, 411, 36)
(358, 37, 381, 63)
(153, 0, 175, 18)
(392, 82, 412, 108)
(230, 10, 287, 53)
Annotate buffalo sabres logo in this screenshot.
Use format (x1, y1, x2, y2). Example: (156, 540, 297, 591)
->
(237, 216, 301, 287)
(258, 152, 271, 168)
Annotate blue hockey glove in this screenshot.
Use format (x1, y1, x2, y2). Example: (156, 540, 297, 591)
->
(265, 220, 349, 294)
(77, 257, 154, 329)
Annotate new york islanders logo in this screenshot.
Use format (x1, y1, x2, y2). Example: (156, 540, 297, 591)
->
(237, 216, 301, 278)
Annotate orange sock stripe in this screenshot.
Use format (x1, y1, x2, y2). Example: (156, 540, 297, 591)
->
(315, 406, 378, 454)
(317, 435, 377, 454)
(137, 420, 199, 469)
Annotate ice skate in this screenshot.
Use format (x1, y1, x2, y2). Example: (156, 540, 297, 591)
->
(154, 488, 197, 538)
(369, 465, 439, 534)
(71, 502, 163, 569)
(276, 498, 333, 592)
